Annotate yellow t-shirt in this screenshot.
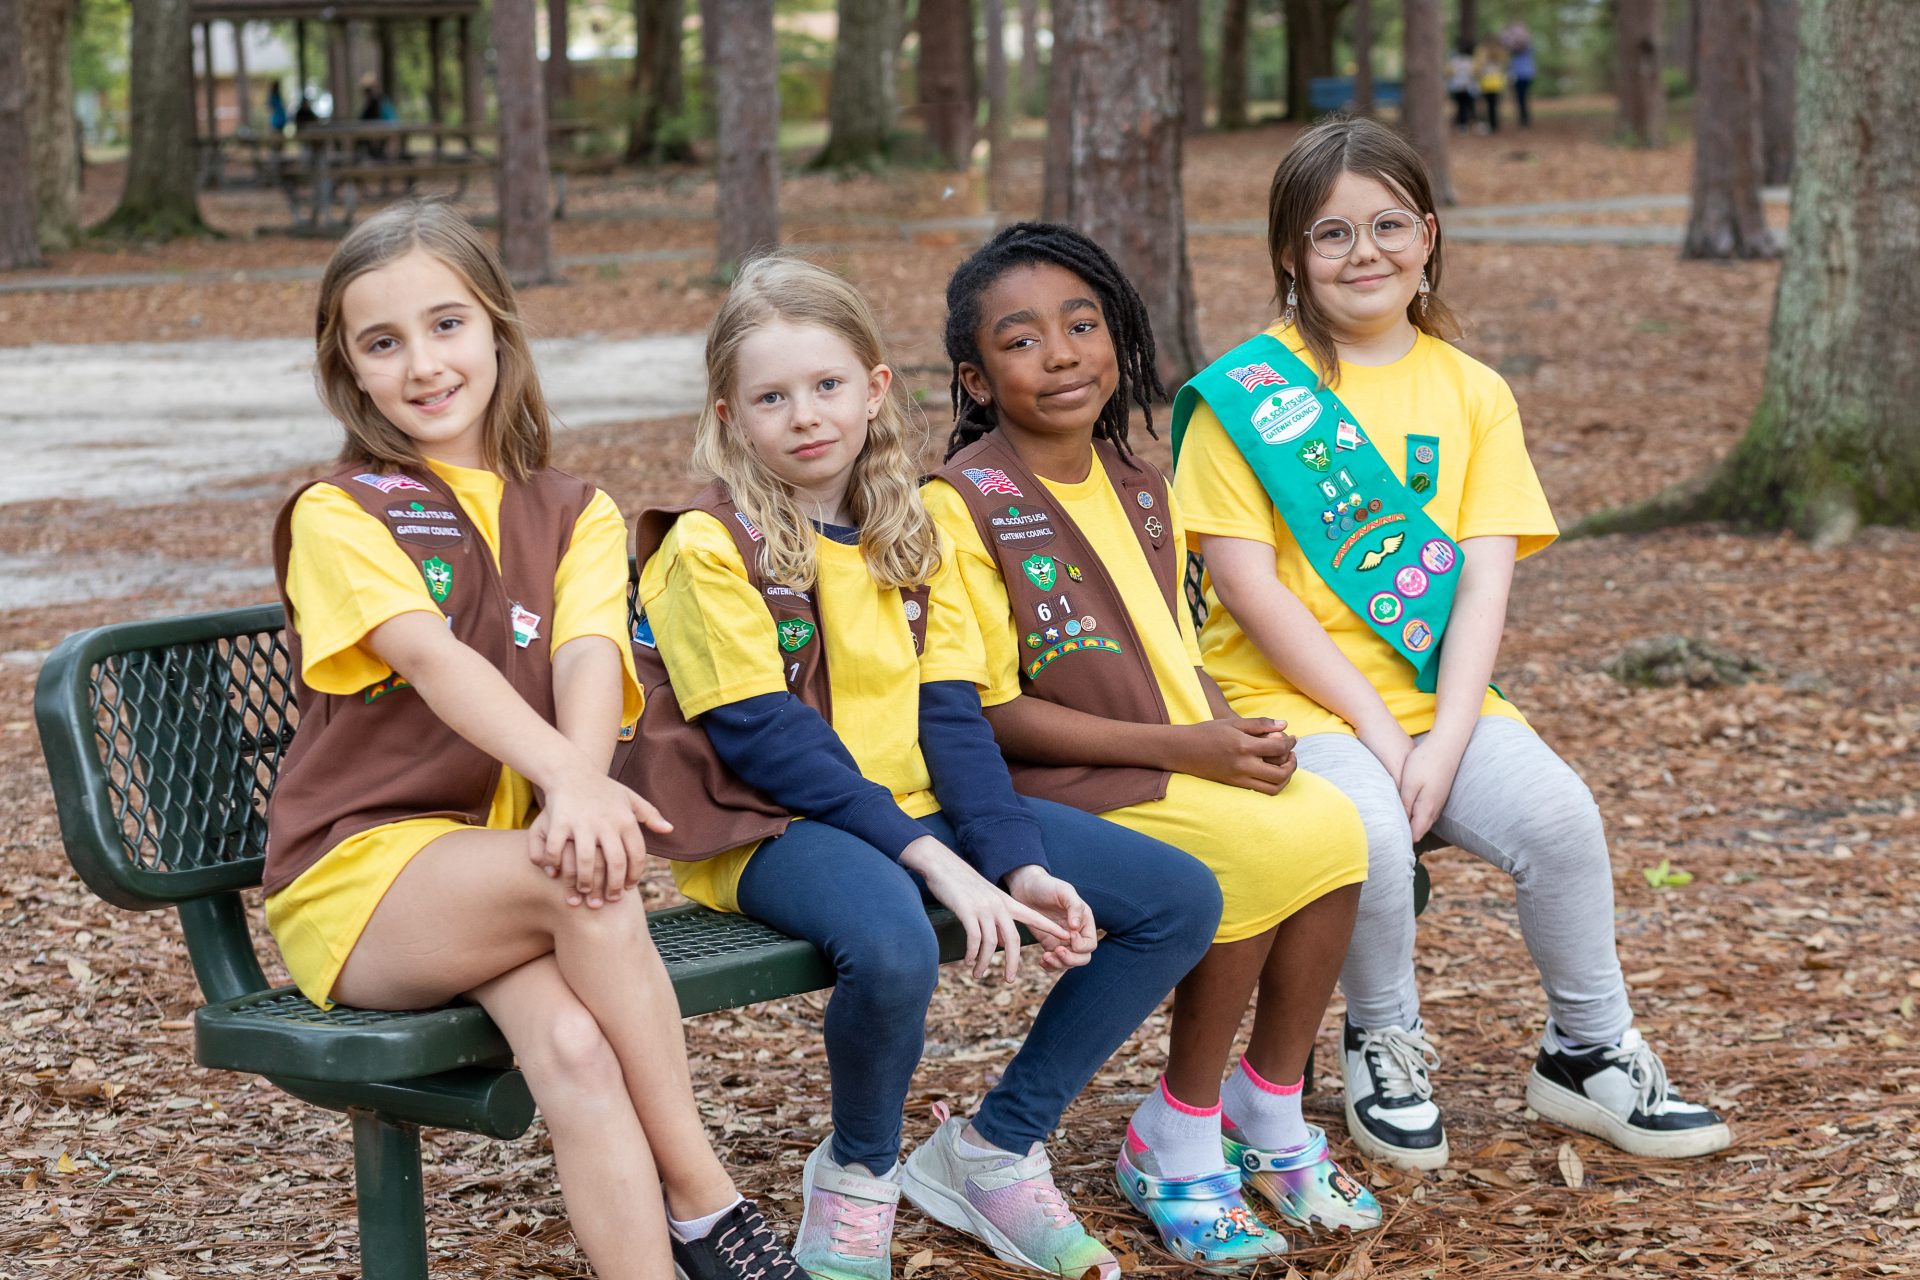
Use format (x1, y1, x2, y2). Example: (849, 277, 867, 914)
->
(923, 453, 1209, 721)
(648, 512, 987, 911)
(1172, 325, 1558, 738)
(265, 460, 642, 1008)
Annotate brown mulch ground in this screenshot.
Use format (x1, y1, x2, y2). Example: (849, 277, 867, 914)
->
(4, 105, 1918, 1279)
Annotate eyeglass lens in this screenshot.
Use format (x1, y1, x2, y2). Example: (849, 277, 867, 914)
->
(1307, 212, 1421, 259)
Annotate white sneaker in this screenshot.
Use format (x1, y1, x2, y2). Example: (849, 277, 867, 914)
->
(1340, 1017, 1449, 1170)
(1526, 1022, 1732, 1158)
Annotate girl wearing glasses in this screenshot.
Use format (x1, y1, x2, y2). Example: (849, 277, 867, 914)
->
(1170, 117, 1731, 1170)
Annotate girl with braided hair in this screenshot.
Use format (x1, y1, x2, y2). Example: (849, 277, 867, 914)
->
(923, 222, 1383, 1269)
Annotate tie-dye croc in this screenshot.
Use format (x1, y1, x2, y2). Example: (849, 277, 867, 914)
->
(1223, 1124, 1382, 1234)
(1114, 1141, 1289, 1268)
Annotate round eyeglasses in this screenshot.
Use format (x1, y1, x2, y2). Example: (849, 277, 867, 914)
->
(1305, 210, 1424, 259)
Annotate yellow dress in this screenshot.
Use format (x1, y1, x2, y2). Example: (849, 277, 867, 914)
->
(645, 514, 988, 913)
(1174, 325, 1560, 739)
(924, 455, 1368, 945)
(265, 459, 641, 1008)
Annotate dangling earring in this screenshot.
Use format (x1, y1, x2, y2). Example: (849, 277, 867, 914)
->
(1417, 271, 1432, 317)
(1282, 280, 1298, 327)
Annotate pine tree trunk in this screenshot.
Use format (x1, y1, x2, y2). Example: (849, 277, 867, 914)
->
(494, 0, 556, 284)
(1216, 0, 1249, 128)
(1617, 0, 1666, 147)
(0, 0, 43, 268)
(1179, 0, 1206, 132)
(1758, 0, 1795, 185)
(1694, 0, 1920, 542)
(1683, 0, 1772, 259)
(1456, 0, 1476, 47)
(545, 0, 573, 117)
(22, 0, 78, 252)
(98, 0, 206, 240)
(709, 0, 780, 274)
(985, 0, 1010, 201)
(1042, 0, 1075, 218)
(1401, 0, 1453, 204)
(1283, 0, 1338, 121)
(919, 0, 976, 168)
(818, 0, 898, 167)
(1352, 0, 1374, 116)
(628, 0, 695, 162)
(1018, 0, 1041, 114)
(1064, 0, 1203, 383)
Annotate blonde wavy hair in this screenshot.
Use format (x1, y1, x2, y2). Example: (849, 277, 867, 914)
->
(313, 200, 551, 480)
(694, 256, 941, 591)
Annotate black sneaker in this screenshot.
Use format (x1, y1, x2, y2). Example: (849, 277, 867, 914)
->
(1340, 1016, 1449, 1170)
(669, 1199, 805, 1280)
(1526, 1022, 1732, 1158)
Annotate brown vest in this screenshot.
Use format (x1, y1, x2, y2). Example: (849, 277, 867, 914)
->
(263, 463, 597, 895)
(938, 433, 1183, 814)
(609, 483, 931, 861)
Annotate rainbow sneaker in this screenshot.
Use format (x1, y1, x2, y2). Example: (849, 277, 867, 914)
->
(1114, 1135, 1288, 1269)
(792, 1136, 901, 1280)
(1223, 1124, 1381, 1234)
(900, 1114, 1120, 1278)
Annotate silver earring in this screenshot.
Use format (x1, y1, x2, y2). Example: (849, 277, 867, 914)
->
(1282, 281, 1298, 327)
(1418, 271, 1432, 316)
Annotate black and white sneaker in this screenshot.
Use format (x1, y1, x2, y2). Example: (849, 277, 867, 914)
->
(670, 1199, 805, 1280)
(1526, 1022, 1732, 1158)
(1341, 1017, 1449, 1170)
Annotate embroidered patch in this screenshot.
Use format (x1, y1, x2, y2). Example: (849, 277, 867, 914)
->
(963, 466, 1023, 497)
(354, 472, 430, 494)
(1227, 362, 1288, 392)
(1354, 532, 1406, 573)
(1022, 555, 1057, 591)
(1331, 514, 1407, 569)
(776, 619, 816, 652)
(1420, 539, 1457, 574)
(420, 557, 452, 602)
(1025, 635, 1124, 680)
(1368, 592, 1403, 625)
(1394, 566, 1430, 598)
(1297, 439, 1331, 472)
(1403, 618, 1436, 652)
(735, 511, 763, 541)
(1252, 385, 1323, 444)
(363, 673, 411, 703)
(990, 506, 1056, 548)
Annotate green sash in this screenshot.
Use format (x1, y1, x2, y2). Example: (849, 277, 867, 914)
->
(1170, 334, 1460, 692)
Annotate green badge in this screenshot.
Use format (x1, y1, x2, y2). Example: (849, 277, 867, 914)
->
(1025, 631, 1043, 649)
(1409, 472, 1432, 494)
(776, 619, 816, 652)
(1297, 439, 1331, 472)
(420, 557, 452, 602)
(1405, 435, 1440, 504)
(1022, 555, 1057, 591)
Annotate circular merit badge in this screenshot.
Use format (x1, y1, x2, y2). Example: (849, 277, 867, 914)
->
(1419, 538, 1457, 575)
(1368, 592, 1403, 625)
(1137, 490, 1155, 509)
(1403, 618, 1435, 652)
(1394, 566, 1430, 598)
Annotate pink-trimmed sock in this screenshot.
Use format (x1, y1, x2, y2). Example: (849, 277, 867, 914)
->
(1220, 1057, 1308, 1151)
(1126, 1077, 1226, 1178)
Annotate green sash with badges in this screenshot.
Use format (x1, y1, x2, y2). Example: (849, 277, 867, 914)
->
(1170, 334, 1461, 692)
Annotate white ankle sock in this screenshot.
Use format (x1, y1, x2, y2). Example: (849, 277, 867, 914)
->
(1220, 1057, 1308, 1151)
(956, 1123, 1017, 1162)
(667, 1194, 742, 1242)
(1126, 1077, 1224, 1178)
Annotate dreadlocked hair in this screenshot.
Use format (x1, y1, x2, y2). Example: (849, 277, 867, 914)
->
(941, 221, 1167, 462)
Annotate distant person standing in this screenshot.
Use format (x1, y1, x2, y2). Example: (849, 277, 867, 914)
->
(1447, 42, 1478, 134)
(1474, 39, 1508, 134)
(1504, 23, 1536, 129)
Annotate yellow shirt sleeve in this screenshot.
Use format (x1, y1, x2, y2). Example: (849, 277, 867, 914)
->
(284, 483, 443, 696)
(638, 511, 787, 720)
(1169, 493, 1205, 666)
(922, 479, 1026, 708)
(918, 534, 993, 688)
(551, 489, 643, 725)
(1171, 403, 1284, 548)
(1455, 371, 1559, 559)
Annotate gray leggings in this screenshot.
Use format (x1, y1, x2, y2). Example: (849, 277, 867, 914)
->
(1295, 716, 1633, 1045)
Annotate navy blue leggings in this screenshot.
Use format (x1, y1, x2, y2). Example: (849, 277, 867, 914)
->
(735, 798, 1222, 1171)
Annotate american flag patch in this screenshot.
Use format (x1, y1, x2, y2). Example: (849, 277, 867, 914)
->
(735, 511, 763, 541)
(1227, 363, 1288, 393)
(353, 472, 431, 494)
(962, 466, 1023, 497)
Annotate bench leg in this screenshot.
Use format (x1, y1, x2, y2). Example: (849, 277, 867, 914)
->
(350, 1109, 430, 1279)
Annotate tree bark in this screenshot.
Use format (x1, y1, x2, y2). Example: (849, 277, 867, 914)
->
(1283, 0, 1342, 121)
(709, 0, 780, 274)
(232, 22, 251, 131)
(1042, 0, 1075, 218)
(0, 0, 43, 268)
(919, 0, 976, 168)
(1617, 0, 1666, 147)
(1455, 0, 1476, 47)
(1682, 0, 1771, 259)
(1759, 0, 1795, 185)
(1178, 0, 1205, 132)
(1064, 0, 1203, 383)
(1400, 0, 1453, 204)
(1352, 0, 1374, 116)
(1018, 0, 1042, 114)
(22, 0, 78, 252)
(985, 0, 1011, 201)
(817, 0, 898, 167)
(628, 0, 694, 162)
(494, 0, 555, 284)
(98, 0, 207, 240)
(1582, 0, 1920, 544)
(1216, 0, 1249, 128)
(545, 0, 573, 117)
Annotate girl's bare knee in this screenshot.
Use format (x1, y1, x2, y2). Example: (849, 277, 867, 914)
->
(525, 1003, 625, 1095)
(550, 891, 659, 954)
